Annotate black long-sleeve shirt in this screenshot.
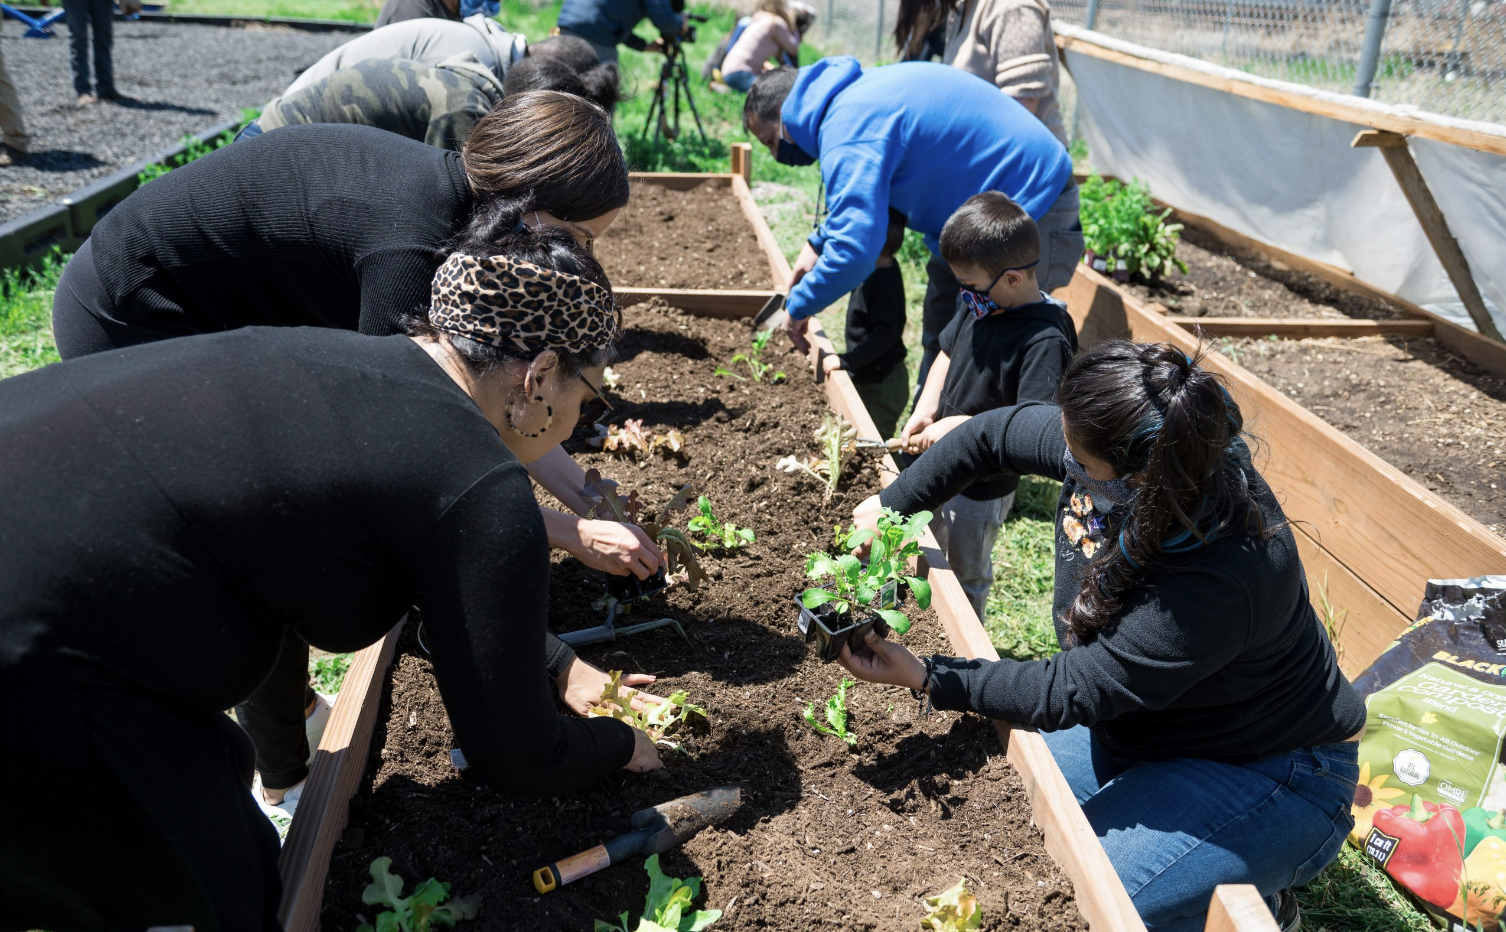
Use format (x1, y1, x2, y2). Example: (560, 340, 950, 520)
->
(0, 328, 634, 793)
(881, 402, 1365, 762)
(88, 123, 474, 340)
(837, 263, 907, 381)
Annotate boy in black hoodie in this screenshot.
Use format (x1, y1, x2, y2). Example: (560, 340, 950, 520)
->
(898, 192, 1077, 620)
(820, 210, 910, 438)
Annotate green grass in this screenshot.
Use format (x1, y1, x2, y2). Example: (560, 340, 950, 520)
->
(164, 0, 382, 21)
(0, 251, 64, 378)
(985, 476, 1062, 661)
(310, 651, 355, 694)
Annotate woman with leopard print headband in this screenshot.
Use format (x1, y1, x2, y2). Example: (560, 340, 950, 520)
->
(0, 227, 663, 930)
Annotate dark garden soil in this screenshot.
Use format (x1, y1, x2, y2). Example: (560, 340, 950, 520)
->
(1224, 335, 1506, 537)
(597, 183, 776, 291)
(321, 300, 1086, 932)
(1123, 227, 1411, 321)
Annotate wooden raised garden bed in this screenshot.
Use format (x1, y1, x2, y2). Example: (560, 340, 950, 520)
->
(277, 155, 1286, 932)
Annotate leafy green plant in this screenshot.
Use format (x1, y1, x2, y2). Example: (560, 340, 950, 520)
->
(355, 857, 479, 932)
(587, 671, 706, 747)
(595, 854, 722, 932)
(1078, 174, 1187, 283)
(309, 651, 353, 695)
(776, 414, 857, 501)
(715, 328, 785, 383)
(801, 508, 933, 634)
(685, 495, 754, 551)
(802, 677, 857, 746)
(921, 879, 982, 931)
(583, 469, 706, 590)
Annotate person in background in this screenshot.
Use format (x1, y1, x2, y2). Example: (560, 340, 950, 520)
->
(374, 0, 461, 29)
(894, 0, 948, 61)
(839, 341, 1362, 932)
(1, 226, 660, 931)
(0, 24, 29, 165)
(897, 192, 1076, 619)
(284, 14, 527, 96)
(819, 211, 910, 439)
(742, 60, 1081, 395)
(556, 0, 689, 65)
(718, 0, 802, 93)
(62, 0, 141, 105)
(942, 0, 1068, 144)
(503, 54, 622, 112)
(243, 54, 505, 149)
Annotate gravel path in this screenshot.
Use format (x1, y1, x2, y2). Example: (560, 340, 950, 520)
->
(1, 22, 353, 223)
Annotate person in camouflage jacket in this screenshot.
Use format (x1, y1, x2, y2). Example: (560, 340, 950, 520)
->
(247, 53, 505, 151)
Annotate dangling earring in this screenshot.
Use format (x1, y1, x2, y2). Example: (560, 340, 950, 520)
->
(503, 387, 553, 438)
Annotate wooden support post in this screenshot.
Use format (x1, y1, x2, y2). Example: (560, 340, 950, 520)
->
(1352, 130, 1504, 343)
(1204, 885, 1278, 932)
(729, 142, 753, 183)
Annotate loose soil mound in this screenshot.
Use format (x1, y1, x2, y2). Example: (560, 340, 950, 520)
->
(1125, 228, 1411, 321)
(321, 300, 1087, 932)
(1226, 335, 1506, 537)
(597, 182, 776, 290)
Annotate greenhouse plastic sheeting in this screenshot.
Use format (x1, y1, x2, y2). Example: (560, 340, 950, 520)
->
(1063, 35, 1506, 336)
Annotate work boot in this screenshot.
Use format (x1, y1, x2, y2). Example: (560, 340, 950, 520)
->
(0, 144, 26, 167)
(76, 92, 98, 106)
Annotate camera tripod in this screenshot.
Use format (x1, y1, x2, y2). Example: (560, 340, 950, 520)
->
(641, 35, 708, 144)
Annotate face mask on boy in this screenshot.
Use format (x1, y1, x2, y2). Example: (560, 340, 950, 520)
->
(959, 260, 1040, 319)
(1062, 448, 1135, 511)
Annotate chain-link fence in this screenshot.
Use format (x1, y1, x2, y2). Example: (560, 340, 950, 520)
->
(705, 0, 1504, 125)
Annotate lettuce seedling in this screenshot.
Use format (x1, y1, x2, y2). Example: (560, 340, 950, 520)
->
(714, 329, 785, 383)
(686, 495, 755, 551)
(921, 879, 982, 932)
(583, 470, 707, 590)
(800, 508, 933, 634)
(776, 414, 856, 501)
(595, 854, 722, 932)
(591, 419, 687, 461)
(355, 857, 480, 932)
(587, 670, 707, 747)
(803, 677, 857, 746)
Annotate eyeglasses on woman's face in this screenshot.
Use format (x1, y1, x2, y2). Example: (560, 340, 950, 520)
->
(577, 372, 614, 426)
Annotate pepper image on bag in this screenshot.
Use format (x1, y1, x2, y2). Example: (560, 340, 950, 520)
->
(1467, 807, 1506, 858)
(1350, 761, 1408, 844)
(1369, 795, 1466, 909)
(1451, 834, 1506, 930)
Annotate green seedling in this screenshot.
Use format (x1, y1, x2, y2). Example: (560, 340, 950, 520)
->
(776, 414, 856, 501)
(583, 470, 707, 590)
(595, 854, 722, 932)
(586, 671, 706, 747)
(921, 879, 982, 931)
(1079, 174, 1188, 283)
(686, 495, 755, 551)
(590, 419, 687, 460)
(355, 857, 480, 932)
(803, 678, 857, 746)
(715, 329, 785, 383)
(801, 508, 933, 634)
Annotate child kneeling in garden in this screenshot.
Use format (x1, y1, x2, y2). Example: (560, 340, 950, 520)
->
(841, 341, 1363, 932)
(897, 191, 1077, 620)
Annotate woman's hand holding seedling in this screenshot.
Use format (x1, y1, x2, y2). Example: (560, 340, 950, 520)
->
(557, 657, 664, 716)
(838, 628, 929, 692)
(849, 495, 885, 558)
(574, 518, 665, 579)
(624, 727, 665, 773)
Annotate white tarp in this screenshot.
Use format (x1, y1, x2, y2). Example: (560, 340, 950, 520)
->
(1061, 26, 1506, 336)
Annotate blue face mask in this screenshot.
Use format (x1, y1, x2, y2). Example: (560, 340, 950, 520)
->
(460, 0, 499, 16)
(1062, 448, 1134, 511)
(960, 260, 1040, 319)
(775, 137, 816, 166)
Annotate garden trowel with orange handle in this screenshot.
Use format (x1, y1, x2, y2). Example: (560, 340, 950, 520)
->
(532, 785, 743, 894)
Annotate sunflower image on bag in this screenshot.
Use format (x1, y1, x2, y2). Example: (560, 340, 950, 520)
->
(1349, 576, 1506, 930)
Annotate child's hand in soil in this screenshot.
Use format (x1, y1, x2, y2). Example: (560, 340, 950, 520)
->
(557, 657, 665, 717)
(625, 726, 665, 773)
(837, 628, 928, 692)
(848, 494, 884, 558)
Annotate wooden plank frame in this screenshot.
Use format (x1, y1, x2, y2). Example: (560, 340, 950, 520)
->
(1169, 317, 1434, 338)
(1059, 265, 1506, 678)
(277, 167, 1149, 932)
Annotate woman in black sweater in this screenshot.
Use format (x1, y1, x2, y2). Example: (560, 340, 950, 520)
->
(838, 342, 1363, 932)
(0, 228, 655, 930)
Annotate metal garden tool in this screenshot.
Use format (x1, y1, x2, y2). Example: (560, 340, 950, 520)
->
(533, 785, 743, 893)
(854, 437, 905, 450)
(557, 573, 687, 648)
(751, 292, 785, 329)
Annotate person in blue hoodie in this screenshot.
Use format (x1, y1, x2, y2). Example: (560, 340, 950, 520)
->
(557, 0, 690, 64)
(742, 58, 1081, 389)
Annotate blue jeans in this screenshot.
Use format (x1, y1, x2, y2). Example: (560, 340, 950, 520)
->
(722, 70, 757, 92)
(1043, 726, 1358, 932)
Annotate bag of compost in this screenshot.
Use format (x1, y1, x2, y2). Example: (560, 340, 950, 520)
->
(1350, 576, 1506, 931)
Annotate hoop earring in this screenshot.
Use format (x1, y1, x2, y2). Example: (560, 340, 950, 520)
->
(503, 387, 553, 438)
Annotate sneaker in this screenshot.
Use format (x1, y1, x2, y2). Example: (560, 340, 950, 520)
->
(0, 145, 25, 167)
(97, 89, 133, 102)
(304, 691, 335, 765)
(1272, 888, 1301, 932)
(252, 773, 305, 844)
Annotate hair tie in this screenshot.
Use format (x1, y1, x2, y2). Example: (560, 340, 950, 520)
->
(429, 253, 619, 356)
